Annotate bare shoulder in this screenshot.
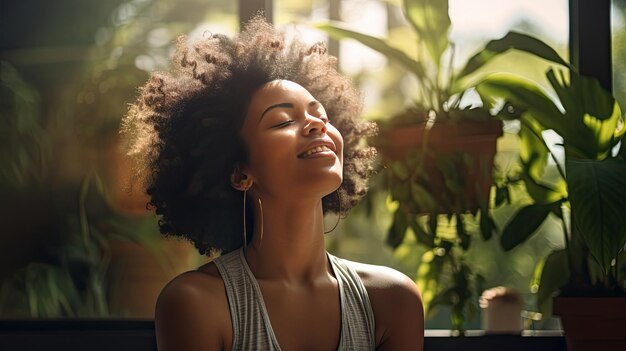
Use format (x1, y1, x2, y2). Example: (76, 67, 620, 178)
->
(347, 260, 421, 299)
(155, 262, 231, 351)
(344, 259, 424, 351)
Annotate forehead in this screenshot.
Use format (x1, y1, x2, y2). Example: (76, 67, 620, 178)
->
(249, 80, 314, 107)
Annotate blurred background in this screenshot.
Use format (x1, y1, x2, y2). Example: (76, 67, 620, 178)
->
(0, 0, 624, 331)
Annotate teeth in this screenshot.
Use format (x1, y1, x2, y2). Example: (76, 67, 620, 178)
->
(301, 145, 331, 158)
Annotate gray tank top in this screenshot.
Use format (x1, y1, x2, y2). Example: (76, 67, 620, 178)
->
(212, 248, 376, 350)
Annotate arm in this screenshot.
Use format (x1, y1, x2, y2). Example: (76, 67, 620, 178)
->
(357, 264, 424, 351)
(155, 270, 231, 351)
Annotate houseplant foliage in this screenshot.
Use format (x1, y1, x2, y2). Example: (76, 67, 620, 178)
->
(314, 0, 570, 331)
(474, 42, 626, 309)
(0, 173, 111, 317)
(0, 0, 214, 318)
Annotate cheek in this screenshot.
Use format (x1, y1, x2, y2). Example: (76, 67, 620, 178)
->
(329, 126, 344, 161)
(248, 132, 297, 174)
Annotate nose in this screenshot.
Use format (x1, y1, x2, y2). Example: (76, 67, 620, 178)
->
(302, 113, 327, 136)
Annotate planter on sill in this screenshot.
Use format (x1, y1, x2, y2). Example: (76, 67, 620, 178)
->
(553, 297, 626, 351)
(373, 119, 503, 213)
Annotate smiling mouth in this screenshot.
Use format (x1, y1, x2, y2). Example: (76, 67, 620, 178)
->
(298, 145, 334, 159)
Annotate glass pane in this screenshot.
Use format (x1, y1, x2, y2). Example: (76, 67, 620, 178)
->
(0, 0, 236, 319)
(274, 0, 569, 331)
(613, 0, 626, 108)
(276, 0, 568, 115)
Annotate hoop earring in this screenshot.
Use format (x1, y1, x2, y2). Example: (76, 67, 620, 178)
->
(324, 191, 342, 234)
(249, 188, 264, 243)
(257, 196, 264, 242)
(243, 188, 264, 249)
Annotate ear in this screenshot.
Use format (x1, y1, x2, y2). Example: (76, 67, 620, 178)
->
(230, 167, 253, 191)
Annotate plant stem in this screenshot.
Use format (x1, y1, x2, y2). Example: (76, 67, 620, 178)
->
(560, 212, 575, 286)
(614, 251, 621, 292)
(79, 171, 93, 247)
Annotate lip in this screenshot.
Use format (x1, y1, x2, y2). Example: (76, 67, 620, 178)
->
(297, 139, 337, 159)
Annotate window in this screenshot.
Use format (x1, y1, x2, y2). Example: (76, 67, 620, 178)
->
(613, 0, 626, 107)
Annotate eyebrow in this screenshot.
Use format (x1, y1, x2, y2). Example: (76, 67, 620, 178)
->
(259, 103, 294, 123)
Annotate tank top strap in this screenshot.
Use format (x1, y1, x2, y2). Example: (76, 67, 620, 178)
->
(213, 248, 279, 350)
(213, 248, 377, 350)
(327, 253, 377, 350)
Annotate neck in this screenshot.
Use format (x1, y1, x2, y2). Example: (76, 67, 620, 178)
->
(243, 193, 332, 284)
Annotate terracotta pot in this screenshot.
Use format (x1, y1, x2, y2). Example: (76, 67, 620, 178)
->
(373, 119, 503, 213)
(553, 297, 626, 351)
(480, 286, 523, 334)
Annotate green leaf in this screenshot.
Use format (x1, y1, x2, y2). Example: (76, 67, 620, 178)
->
(456, 214, 470, 250)
(566, 157, 626, 274)
(543, 69, 624, 160)
(546, 68, 579, 119)
(313, 21, 428, 80)
(428, 213, 438, 236)
(501, 202, 556, 251)
(586, 103, 624, 159)
(403, 0, 450, 66)
(578, 87, 623, 159)
(519, 118, 549, 181)
(390, 161, 409, 181)
(546, 70, 609, 159)
(521, 173, 566, 205)
(387, 209, 409, 249)
(516, 112, 568, 204)
(390, 181, 410, 202)
(479, 209, 495, 241)
(409, 217, 435, 248)
(475, 73, 566, 132)
(577, 72, 618, 122)
(457, 31, 569, 84)
(416, 249, 447, 315)
(411, 183, 436, 211)
(537, 250, 569, 310)
(494, 185, 508, 207)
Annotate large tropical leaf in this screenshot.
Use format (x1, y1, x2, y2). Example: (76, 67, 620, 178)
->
(500, 202, 559, 251)
(521, 172, 567, 205)
(403, 0, 450, 67)
(546, 69, 622, 159)
(566, 157, 626, 274)
(456, 31, 569, 85)
(313, 21, 428, 81)
(475, 73, 566, 133)
(517, 119, 568, 203)
(519, 119, 550, 182)
(387, 208, 409, 249)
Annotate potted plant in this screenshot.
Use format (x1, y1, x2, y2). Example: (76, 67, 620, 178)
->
(475, 40, 626, 349)
(314, 0, 570, 331)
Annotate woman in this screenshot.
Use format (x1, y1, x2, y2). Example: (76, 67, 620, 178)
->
(121, 17, 424, 350)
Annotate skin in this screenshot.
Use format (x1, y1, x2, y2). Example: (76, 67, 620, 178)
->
(155, 80, 424, 351)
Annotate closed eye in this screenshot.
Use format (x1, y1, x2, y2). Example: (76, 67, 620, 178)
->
(272, 120, 294, 128)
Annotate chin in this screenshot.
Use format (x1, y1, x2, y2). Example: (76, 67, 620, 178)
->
(322, 173, 343, 196)
(295, 163, 343, 196)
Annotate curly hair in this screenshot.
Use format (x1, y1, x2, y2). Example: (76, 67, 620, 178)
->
(120, 17, 377, 255)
